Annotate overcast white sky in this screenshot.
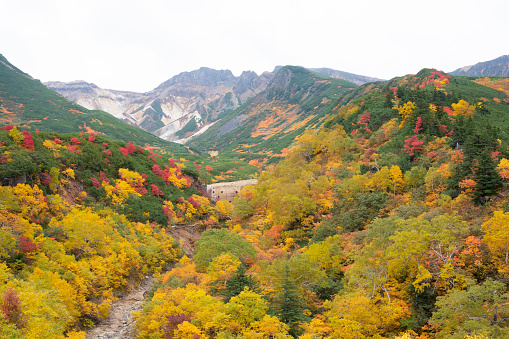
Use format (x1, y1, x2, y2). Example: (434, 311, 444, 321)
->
(0, 0, 508, 92)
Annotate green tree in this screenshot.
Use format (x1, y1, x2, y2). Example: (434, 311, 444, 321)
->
(473, 149, 502, 204)
(333, 192, 388, 232)
(232, 195, 254, 220)
(271, 262, 310, 337)
(193, 228, 256, 270)
(431, 279, 509, 338)
(222, 264, 259, 301)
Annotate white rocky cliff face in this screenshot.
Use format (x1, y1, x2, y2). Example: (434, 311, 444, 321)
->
(45, 68, 274, 142)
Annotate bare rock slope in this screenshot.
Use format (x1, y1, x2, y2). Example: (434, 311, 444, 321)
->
(46, 68, 273, 142)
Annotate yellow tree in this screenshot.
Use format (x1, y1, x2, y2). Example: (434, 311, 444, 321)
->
(496, 158, 509, 181)
(160, 256, 208, 288)
(8, 126, 24, 145)
(324, 292, 409, 338)
(300, 317, 332, 339)
(28, 267, 81, 328)
(173, 321, 202, 339)
(248, 314, 293, 338)
(389, 165, 405, 194)
(482, 211, 509, 276)
(11, 184, 50, 224)
(303, 235, 344, 273)
(49, 167, 60, 193)
(367, 166, 391, 192)
(102, 179, 140, 205)
(207, 253, 241, 293)
(0, 268, 78, 339)
(118, 168, 144, 184)
(386, 215, 468, 293)
(452, 99, 475, 118)
(224, 288, 269, 335)
(394, 101, 416, 128)
(48, 207, 114, 258)
(216, 200, 234, 221)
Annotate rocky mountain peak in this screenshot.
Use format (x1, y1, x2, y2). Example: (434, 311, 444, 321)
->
(263, 66, 305, 102)
(155, 67, 237, 89)
(234, 70, 274, 95)
(45, 66, 275, 142)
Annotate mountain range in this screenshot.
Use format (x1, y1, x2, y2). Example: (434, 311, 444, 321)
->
(45, 66, 381, 142)
(3, 52, 509, 162)
(45, 68, 274, 142)
(449, 54, 509, 77)
(45, 54, 509, 145)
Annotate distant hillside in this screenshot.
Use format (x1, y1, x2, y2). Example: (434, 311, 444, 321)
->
(449, 54, 509, 77)
(273, 65, 383, 85)
(321, 67, 509, 171)
(0, 53, 188, 155)
(46, 68, 273, 142)
(187, 66, 358, 163)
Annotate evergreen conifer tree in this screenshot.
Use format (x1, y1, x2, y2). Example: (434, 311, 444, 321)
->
(271, 262, 310, 338)
(222, 264, 259, 301)
(473, 149, 502, 204)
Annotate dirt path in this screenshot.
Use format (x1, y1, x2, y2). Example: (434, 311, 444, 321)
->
(85, 277, 153, 339)
(85, 225, 201, 338)
(168, 224, 201, 257)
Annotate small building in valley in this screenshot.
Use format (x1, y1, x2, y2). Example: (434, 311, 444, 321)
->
(207, 179, 257, 203)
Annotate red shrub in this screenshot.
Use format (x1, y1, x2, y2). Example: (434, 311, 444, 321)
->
(358, 111, 371, 127)
(126, 142, 137, 155)
(99, 171, 110, 184)
(187, 197, 200, 209)
(40, 173, 51, 186)
(22, 131, 34, 151)
(19, 236, 39, 254)
(91, 178, 101, 188)
(0, 289, 22, 325)
(66, 144, 80, 154)
(0, 125, 14, 131)
(151, 184, 163, 196)
(403, 135, 424, 157)
(414, 117, 423, 134)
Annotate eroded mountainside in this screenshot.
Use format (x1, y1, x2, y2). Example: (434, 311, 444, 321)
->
(45, 66, 384, 142)
(46, 68, 274, 142)
(188, 66, 359, 163)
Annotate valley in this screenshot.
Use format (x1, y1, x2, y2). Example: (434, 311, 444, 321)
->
(2, 53, 509, 339)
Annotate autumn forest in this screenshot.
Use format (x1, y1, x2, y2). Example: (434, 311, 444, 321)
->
(2, 53, 509, 339)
